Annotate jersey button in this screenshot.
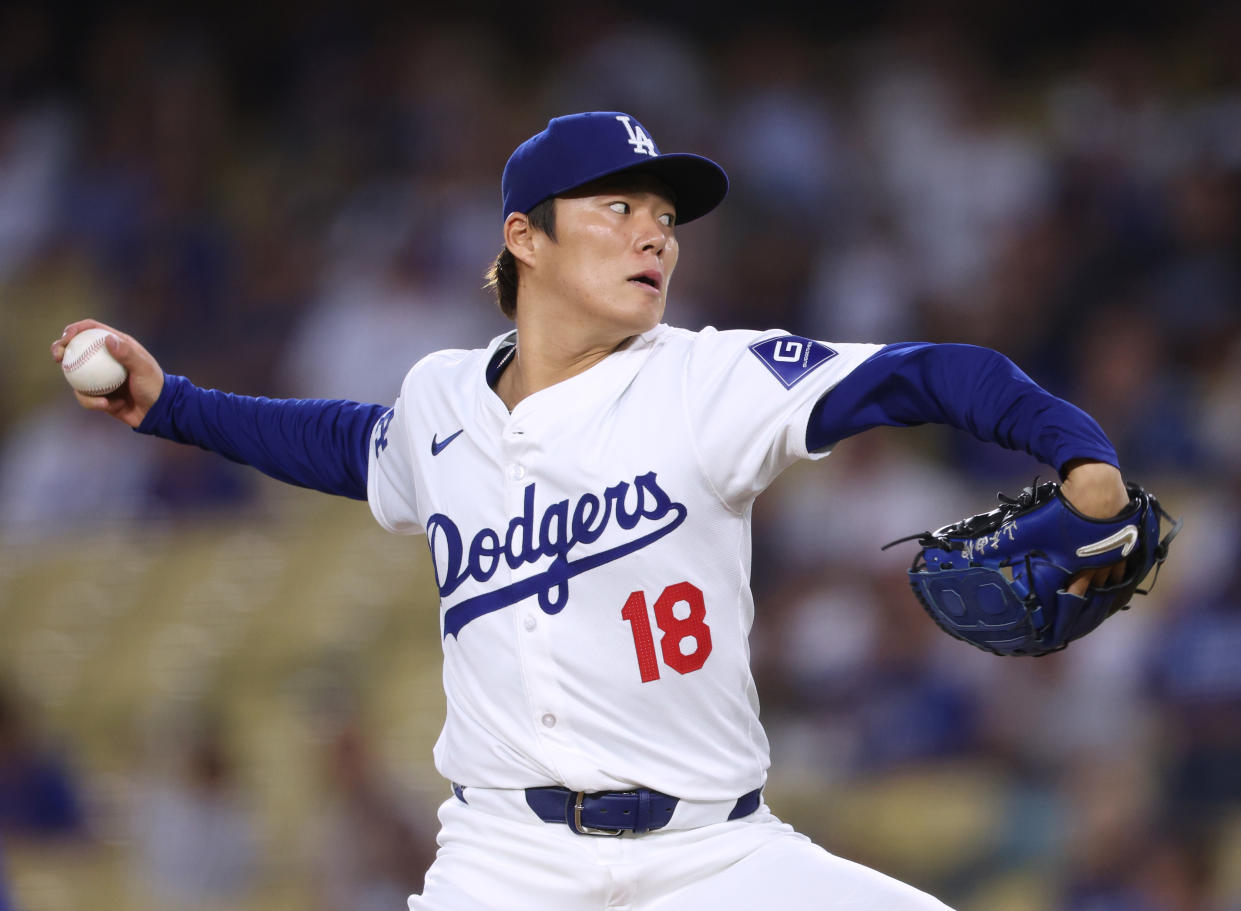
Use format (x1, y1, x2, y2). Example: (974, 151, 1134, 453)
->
(540, 713, 556, 728)
(523, 614, 537, 631)
(509, 464, 526, 481)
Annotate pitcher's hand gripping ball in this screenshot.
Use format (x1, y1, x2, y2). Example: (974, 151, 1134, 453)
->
(887, 480, 1181, 656)
(61, 328, 128, 396)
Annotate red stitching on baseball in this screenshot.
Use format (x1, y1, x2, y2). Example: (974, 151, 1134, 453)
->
(62, 336, 108, 373)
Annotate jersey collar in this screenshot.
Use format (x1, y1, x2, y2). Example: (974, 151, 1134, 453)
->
(478, 325, 666, 421)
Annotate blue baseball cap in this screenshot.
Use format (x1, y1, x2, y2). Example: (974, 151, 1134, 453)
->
(501, 112, 729, 225)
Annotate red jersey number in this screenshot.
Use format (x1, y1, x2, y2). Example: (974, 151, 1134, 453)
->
(620, 581, 713, 683)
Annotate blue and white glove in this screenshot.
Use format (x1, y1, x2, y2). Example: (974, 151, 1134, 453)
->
(887, 480, 1181, 657)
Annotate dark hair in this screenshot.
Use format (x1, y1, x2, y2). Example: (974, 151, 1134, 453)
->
(485, 197, 557, 320)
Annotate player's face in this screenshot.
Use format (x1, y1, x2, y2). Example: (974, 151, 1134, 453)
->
(537, 174, 679, 341)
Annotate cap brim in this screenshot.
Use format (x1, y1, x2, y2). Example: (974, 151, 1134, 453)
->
(623, 154, 729, 225)
(554, 153, 729, 226)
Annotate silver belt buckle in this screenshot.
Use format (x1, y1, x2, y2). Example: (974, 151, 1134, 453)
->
(572, 790, 623, 836)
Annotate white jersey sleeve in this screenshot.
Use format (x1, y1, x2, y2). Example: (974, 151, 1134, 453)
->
(683, 327, 882, 507)
(367, 385, 422, 535)
(366, 344, 486, 536)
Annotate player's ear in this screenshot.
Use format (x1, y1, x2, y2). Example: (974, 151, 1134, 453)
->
(504, 212, 538, 268)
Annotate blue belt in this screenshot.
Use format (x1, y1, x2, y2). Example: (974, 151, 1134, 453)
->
(520, 785, 763, 836)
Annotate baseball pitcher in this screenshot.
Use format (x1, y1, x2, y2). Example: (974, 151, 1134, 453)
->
(52, 112, 1176, 910)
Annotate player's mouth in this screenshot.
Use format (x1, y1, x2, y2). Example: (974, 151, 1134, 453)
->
(628, 271, 663, 294)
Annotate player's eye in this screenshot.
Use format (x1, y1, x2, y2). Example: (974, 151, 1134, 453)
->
(659, 212, 675, 227)
(609, 201, 630, 214)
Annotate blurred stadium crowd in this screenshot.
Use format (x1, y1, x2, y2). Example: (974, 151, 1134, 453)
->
(0, 2, 1238, 909)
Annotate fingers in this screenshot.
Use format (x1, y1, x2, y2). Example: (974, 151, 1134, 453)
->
(52, 318, 161, 430)
(52, 319, 107, 362)
(51, 319, 129, 362)
(1066, 560, 1127, 598)
(64, 321, 154, 377)
(52, 318, 155, 385)
(103, 332, 145, 371)
(72, 388, 121, 412)
(1066, 570, 1090, 599)
(1060, 460, 1130, 519)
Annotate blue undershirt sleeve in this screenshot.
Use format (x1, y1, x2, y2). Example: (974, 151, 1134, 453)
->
(136, 374, 386, 500)
(806, 342, 1117, 475)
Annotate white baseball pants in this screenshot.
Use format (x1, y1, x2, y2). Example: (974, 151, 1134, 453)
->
(407, 793, 953, 910)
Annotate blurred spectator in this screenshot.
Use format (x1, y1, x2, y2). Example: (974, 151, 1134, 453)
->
(0, 682, 85, 841)
(1199, 331, 1241, 478)
(1063, 830, 1214, 911)
(545, 20, 715, 139)
(1068, 303, 1203, 474)
(0, 0, 73, 286)
(0, 96, 73, 282)
(806, 218, 919, 343)
(278, 179, 507, 404)
(1148, 566, 1241, 853)
(129, 718, 260, 910)
(754, 429, 972, 579)
(754, 568, 984, 780)
(0, 400, 157, 532)
(0, 839, 12, 911)
(310, 720, 438, 911)
(857, 23, 1052, 306)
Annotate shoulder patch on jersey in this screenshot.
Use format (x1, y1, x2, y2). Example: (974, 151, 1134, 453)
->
(748, 335, 837, 389)
(373, 408, 395, 459)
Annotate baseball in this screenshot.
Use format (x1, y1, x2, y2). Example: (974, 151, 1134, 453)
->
(62, 328, 128, 396)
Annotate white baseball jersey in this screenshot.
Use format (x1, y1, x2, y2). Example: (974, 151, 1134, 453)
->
(367, 323, 881, 801)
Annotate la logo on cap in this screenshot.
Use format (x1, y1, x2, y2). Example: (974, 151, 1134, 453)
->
(500, 111, 728, 224)
(616, 115, 657, 157)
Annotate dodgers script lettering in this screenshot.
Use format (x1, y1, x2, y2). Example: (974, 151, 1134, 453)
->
(429, 471, 688, 638)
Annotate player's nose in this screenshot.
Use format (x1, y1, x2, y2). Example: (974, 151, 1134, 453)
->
(633, 209, 669, 255)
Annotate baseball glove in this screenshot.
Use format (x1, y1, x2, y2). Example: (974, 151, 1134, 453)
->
(885, 480, 1181, 657)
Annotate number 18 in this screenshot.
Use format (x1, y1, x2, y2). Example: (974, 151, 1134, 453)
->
(620, 581, 713, 683)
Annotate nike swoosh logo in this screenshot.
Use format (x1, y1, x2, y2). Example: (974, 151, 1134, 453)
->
(1076, 524, 1139, 559)
(431, 429, 464, 456)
